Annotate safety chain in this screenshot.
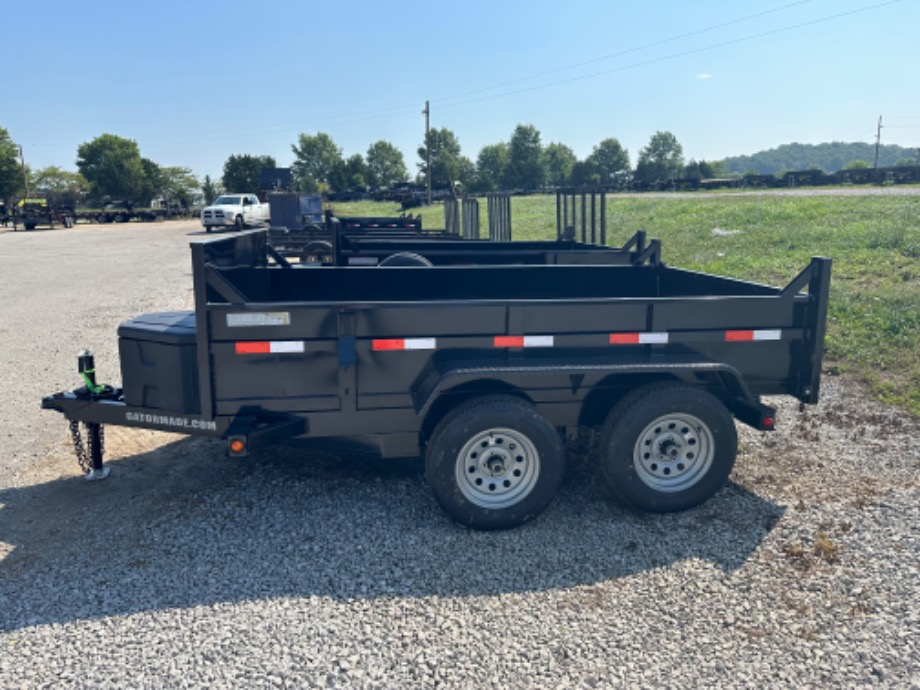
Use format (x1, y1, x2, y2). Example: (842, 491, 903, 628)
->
(68, 420, 105, 474)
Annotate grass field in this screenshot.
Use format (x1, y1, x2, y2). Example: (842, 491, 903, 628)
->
(329, 193, 920, 415)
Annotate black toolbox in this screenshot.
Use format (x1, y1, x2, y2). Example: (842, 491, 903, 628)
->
(118, 311, 200, 414)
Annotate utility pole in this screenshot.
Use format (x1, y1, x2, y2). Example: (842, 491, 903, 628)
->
(19, 145, 30, 198)
(873, 115, 883, 183)
(423, 100, 431, 206)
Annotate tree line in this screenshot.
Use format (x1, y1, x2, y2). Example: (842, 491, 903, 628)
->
(290, 126, 718, 195)
(0, 127, 201, 208)
(0, 122, 725, 207)
(8, 121, 907, 208)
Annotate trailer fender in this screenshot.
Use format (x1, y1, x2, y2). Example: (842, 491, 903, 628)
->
(416, 359, 776, 439)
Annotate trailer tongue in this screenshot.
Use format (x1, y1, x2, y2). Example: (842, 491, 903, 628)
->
(43, 229, 830, 529)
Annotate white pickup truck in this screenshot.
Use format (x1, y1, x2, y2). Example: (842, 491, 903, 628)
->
(201, 194, 270, 232)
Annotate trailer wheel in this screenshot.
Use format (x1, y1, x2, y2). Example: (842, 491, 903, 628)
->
(379, 252, 432, 267)
(425, 396, 564, 530)
(300, 240, 334, 264)
(23, 221, 36, 231)
(599, 383, 737, 513)
(234, 215, 244, 231)
(205, 226, 213, 233)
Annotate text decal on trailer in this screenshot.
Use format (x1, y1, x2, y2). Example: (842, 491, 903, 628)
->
(227, 312, 291, 327)
(125, 412, 218, 431)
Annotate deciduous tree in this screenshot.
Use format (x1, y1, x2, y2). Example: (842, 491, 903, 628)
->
(543, 142, 576, 187)
(329, 154, 368, 192)
(569, 160, 596, 186)
(31, 166, 89, 198)
(201, 175, 222, 204)
(159, 166, 200, 205)
(503, 124, 546, 190)
(586, 138, 630, 186)
(76, 133, 147, 202)
(418, 127, 472, 192)
(472, 143, 509, 193)
(141, 158, 164, 201)
(0, 127, 22, 202)
(687, 159, 727, 179)
(291, 132, 343, 191)
(222, 154, 276, 193)
(365, 140, 408, 190)
(634, 131, 685, 184)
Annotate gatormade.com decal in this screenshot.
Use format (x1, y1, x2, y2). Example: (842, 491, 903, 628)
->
(125, 412, 218, 431)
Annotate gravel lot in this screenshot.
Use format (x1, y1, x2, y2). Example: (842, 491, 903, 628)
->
(0, 219, 917, 688)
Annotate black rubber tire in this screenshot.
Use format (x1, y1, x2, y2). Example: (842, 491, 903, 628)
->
(599, 382, 737, 513)
(23, 222, 36, 231)
(234, 215, 244, 231)
(205, 226, 213, 233)
(379, 252, 432, 267)
(300, 240, 334, 264)
(425, 396, 564, 530)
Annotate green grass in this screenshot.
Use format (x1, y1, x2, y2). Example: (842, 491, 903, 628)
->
(330, 193, 920, 415)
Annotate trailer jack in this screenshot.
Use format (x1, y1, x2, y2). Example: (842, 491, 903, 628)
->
(67, 350, 117, 480)
(70, 419, 109, 480)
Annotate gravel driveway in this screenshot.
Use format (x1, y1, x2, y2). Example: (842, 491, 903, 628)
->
(0, 220, 917, 688)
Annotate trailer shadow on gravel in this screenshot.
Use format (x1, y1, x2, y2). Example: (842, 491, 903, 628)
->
(0, 437, 784, 633)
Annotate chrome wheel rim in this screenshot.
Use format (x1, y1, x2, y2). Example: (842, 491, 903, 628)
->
(633, 413, 714, 492)
(456, 428, 540, 508)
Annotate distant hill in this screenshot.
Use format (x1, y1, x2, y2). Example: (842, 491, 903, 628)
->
(720, 142, 917, 175)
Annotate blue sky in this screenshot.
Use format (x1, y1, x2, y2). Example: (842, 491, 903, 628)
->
(5, 0, 918, 179)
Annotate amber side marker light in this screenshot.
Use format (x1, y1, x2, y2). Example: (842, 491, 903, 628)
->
(229, 439, 246, 454)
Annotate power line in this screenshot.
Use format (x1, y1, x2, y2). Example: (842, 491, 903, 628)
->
(16, 0, 908, 158)
(434, 0, 905, 111)
(127, 0, 906, 148)
(434, 0, 816, 105)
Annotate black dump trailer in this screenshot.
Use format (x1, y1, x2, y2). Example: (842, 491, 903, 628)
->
(270, 213, 658, 268)
(267, 209, 439, 261)
(43, 229, 831, 529)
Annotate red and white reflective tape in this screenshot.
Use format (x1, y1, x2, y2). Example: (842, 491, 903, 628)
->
(493, 335, 555, 348)
(373, 338, 437, 351)
(609, 332, 669, 345)
(724, 329, 782, 342)
(246, 330, 786, 355)
(235, 341, 305, 355)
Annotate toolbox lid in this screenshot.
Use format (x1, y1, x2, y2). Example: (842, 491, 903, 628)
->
(118, 311, 196, 346)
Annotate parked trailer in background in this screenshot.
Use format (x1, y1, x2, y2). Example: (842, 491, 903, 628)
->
(75, 199, 189, 224)
(43, 229, 830, 530)
(13, 198, 76, 230)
